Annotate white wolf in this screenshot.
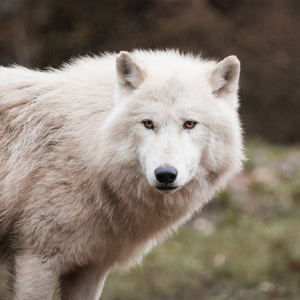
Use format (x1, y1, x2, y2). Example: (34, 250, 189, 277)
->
(0, 50, 243, 300)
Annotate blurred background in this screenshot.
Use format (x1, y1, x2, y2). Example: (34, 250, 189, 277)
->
(0, 0, 300, 299)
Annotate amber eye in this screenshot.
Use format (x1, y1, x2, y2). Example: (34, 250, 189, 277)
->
(184, 121, 197, 129)
(143, 120, 154, 129)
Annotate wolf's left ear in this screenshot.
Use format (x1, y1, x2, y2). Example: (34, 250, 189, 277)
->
(116, 51, 146, 90)
(209, 56, 240, 99)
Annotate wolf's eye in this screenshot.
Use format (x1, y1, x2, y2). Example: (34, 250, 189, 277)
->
(184, 121, 197, 129)
(143, 120, 154, 129)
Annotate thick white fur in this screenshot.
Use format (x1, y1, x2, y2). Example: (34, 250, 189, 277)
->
(0, 49, 244, 299)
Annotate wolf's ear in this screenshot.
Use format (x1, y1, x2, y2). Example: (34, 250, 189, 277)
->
(116, 51, 146, 90)
(209, 56, 240, 98)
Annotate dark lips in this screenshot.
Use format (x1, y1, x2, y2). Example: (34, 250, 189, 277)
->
(156, 186, 178, 191)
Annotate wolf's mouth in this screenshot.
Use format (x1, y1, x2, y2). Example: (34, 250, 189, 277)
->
(157, 186, 177, 191)
(156, 186, 178, 191)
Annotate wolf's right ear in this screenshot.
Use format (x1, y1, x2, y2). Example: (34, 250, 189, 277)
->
(116, 51, 146, 90)
(209, 56, 240, 99)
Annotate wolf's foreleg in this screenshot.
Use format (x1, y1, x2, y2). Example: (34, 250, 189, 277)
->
(7, 253, 58, 300)
(59, 264, 108, 300)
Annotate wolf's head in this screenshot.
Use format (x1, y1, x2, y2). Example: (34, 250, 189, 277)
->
(103, 50, 243, 199)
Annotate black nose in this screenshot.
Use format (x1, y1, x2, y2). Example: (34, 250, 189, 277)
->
(155, 166, 178, 184)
